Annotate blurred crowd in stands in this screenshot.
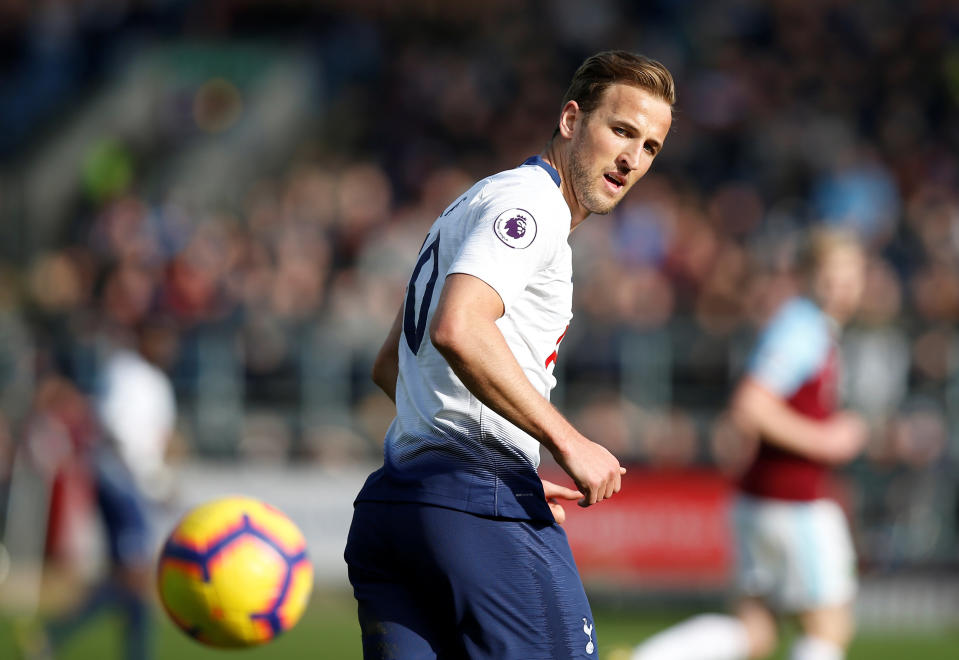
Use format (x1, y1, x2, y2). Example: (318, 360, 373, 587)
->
(0, 0, 957, 567)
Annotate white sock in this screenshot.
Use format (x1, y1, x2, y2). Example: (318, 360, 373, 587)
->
(632, 614, 750, 660)
(789, 635, 843, 660)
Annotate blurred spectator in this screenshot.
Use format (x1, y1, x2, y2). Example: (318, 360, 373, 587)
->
(638, 408, 700, 469)
(708, 412, 757, 479)
(571, 390, 644, 460)
(0, 0, 956, 574)
(842, 256, 910, 425)
(0, 266, 34, 424)
(857, 402, 955, 568)
(813, 144, 901, 245)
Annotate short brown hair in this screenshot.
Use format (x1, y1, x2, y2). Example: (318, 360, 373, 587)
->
(561, 50, 676, 115)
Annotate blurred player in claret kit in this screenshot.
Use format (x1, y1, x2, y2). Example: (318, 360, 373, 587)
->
(344, 51, 674, 659)
(628, 230, 869, 660)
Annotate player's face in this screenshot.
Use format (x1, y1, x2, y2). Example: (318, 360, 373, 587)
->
(567, 84, 672, 217)
(814, 247, 867, 324)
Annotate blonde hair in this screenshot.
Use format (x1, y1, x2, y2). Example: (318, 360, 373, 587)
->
(797, 227, 864, 278)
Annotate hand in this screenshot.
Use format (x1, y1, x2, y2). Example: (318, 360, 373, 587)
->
(541, 478, 583, 524)
(822, 412, 869, 464)
(551, 435, 626, 508)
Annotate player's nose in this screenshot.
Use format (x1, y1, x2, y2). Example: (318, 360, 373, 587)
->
(617, 147, 640, 173)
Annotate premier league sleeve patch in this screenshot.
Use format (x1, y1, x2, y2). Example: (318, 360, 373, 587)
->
(492, 208, 537, 249)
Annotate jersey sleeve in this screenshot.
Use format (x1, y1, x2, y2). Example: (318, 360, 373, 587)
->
(747, 300, 831, 397)
(449, 196, 565, 311)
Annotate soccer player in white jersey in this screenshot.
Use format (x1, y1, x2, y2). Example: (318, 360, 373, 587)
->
(625, 230, 869, 660)
(344, 51, 675, 659)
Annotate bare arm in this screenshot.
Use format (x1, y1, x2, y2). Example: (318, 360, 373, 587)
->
(371, 304, 404, 403)
(730, 378, 867, 465)
(430, 273, 624, 506)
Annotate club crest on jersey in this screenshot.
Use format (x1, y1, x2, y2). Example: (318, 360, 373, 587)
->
(493, 208, 537, 249)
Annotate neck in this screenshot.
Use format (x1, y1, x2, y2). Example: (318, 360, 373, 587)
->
(542, 143, 590, 231)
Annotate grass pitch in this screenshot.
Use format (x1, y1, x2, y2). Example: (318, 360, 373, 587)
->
(1, 590, 956, 659)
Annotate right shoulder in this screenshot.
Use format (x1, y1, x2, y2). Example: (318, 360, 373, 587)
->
(471, 166, 571, 236)
(749, 297, 830, 392)
(764, 298, 827, 341)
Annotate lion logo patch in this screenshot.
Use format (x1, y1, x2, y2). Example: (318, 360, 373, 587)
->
(493, 209, 537, 249)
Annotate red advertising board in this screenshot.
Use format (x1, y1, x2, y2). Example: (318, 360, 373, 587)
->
(545, 468, 734, 589)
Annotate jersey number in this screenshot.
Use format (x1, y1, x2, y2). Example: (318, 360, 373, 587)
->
(404, 233, 441, 354)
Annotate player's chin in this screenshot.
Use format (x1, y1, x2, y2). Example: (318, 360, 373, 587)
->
(585, 198, 618, 216)
(593, 186, 626, 215)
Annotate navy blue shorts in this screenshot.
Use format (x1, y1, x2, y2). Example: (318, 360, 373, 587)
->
(94, 448, 152, 567)
(344, 501, 598, 659)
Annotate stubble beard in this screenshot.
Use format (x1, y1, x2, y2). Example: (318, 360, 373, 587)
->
(568, 147, 618, 216)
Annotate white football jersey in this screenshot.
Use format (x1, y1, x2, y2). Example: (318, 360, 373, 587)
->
(356, 157, 572, 520)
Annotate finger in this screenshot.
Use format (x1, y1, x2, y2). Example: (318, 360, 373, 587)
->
(578, 487, 597, 508)
(555, 487, 585, 501)
(542, 479, 584, 501)
(619, 467, 627, 474)
(603, 478, 615, 501)
(548, 500, 566, 525)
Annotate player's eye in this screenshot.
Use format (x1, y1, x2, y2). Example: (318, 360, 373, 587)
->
(613, 127, 628, 137)
(644, 142, 658, 155)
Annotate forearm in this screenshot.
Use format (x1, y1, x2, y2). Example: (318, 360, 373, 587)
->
(731, 379, 839, 463)
(433, 318, 579, 459)
(430, 273, 622, 505)
(732, 379, 861, 463)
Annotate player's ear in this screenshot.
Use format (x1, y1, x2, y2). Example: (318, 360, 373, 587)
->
(557, 100, 580, 139)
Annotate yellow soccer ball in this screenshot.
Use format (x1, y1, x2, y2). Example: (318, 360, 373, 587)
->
(156, 496, 313, 648)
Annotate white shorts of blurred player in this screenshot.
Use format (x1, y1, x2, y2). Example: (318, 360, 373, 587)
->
(732, 495, 857, 613)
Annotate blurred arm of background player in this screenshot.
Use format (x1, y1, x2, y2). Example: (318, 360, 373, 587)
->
(730, 378, 869, 465)
(371, 272, 622, 509)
